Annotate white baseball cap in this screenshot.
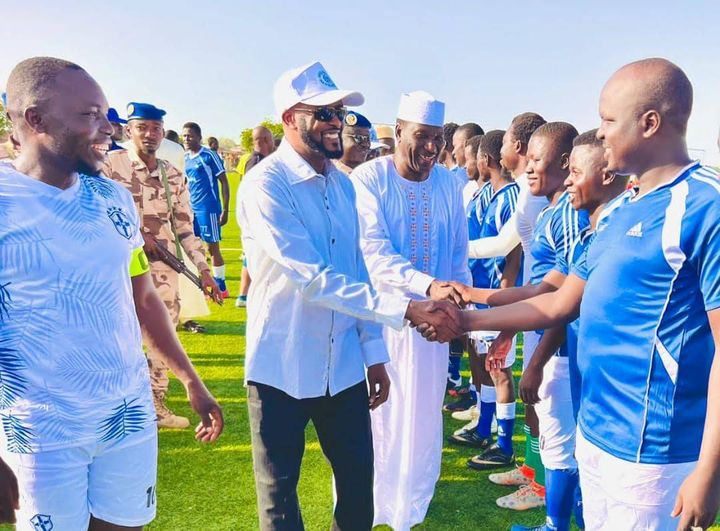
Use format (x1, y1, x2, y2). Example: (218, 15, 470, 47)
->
(273, 61, 364, 119)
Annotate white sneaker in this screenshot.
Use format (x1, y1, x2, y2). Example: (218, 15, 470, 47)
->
(453, 417, 479, 436)
(452, 404, 479, 422)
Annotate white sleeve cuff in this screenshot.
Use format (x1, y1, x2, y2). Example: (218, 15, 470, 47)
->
(361, 337, 391, 368)
(409, 271, 435, 297)
(374, 293, 410, 330)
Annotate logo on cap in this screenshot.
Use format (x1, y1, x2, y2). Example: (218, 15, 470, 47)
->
(345, 113, 357, 126)
(318, 70, 336, 89)
(127, 103, 135, 116)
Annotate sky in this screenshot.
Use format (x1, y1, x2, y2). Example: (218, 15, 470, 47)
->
(3, 1, 719, 163)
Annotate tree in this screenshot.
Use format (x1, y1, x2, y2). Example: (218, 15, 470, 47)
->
(239, 119, 283, 152)
(0, 102, 11, 141)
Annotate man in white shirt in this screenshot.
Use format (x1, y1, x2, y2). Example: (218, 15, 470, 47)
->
(0, 56, 223, 530)
(237, 62, 461, 531)
(351, 91, 472, 530)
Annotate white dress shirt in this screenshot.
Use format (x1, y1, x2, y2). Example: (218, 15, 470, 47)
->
(236, 141, 408, 399)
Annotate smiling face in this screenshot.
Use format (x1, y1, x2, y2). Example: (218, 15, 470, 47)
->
(127, 119, 164, 156)
(396, 120, 445, 178)
(341, 125, 371, 165)
(565, 144, 607, 211)
(34, 68, 113, 176)
(596, 76, 645, 175)
(294, 104, 344, 159)
(525, 133, 569, 197)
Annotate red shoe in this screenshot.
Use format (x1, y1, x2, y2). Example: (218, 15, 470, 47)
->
(221, 290, 230, 299)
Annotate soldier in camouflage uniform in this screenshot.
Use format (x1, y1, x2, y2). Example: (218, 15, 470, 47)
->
(103, 102, 220, 429)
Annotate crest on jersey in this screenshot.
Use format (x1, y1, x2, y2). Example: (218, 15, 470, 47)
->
(107, 206, 133, 240)
(31, 514, 53, 531)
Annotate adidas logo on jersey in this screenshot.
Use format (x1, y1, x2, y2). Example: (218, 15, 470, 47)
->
(626, 222, 643, 237)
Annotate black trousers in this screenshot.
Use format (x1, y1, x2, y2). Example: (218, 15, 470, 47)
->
(247, 381, 374, 531)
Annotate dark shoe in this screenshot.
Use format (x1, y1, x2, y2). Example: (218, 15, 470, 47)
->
(182, 320, 206, 334)
(467, 443, 515, 471)
(447, 429, 493, 449)
(443, 390, 476, 412)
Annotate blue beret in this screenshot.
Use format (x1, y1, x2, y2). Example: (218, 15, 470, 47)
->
(344, 111, 371, 128)
(126, 102, 166, 122)
(107, 107, 127, 124)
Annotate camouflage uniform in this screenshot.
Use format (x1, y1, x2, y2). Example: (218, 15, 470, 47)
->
(103, 147, 209, 408)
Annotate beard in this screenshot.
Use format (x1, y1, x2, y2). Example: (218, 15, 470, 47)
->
(299, 119, 343, 159)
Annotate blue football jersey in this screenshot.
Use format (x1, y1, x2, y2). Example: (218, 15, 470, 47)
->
(470, 182, 519, 290)
(576, 163, 720, 464)
(184, 147, 225, 213)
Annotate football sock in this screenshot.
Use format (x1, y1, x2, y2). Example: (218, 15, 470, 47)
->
(573, 483, 584, 530)
(522, 424, 535, 477)
(496, 401, 516, 455)
(476, 384, 496, 438)
(530, 435, 545, 486)
(448, 355, 461, 381)
(543, 468, 578, 531)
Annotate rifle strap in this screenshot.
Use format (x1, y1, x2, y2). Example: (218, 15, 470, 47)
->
(158, 160, 184, 261)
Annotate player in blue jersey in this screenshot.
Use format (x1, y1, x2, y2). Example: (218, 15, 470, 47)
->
(0, 56, 223, 530)
(450, 131, 523, 472)
(182, 122, 231, 298)
(449, 123, 591, 527)
(438, 58, 720, 531)
(445, 134, 492, 407)
(432, 128, 626, 530)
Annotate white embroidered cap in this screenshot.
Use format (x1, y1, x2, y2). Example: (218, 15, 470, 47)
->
(396, 91, 445, 127)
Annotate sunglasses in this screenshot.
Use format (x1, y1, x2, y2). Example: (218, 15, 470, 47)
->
(344, 133, 371, 145)
(295, 106, 347, 123)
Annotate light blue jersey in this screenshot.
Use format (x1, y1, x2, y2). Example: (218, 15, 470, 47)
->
(466, 182, 493, 241)
(184, 146, 225, 213)
(470, 182, 520, 290)
(0, 164, 154, 453)
(530, 192, 590, 286)
(576, 163, 720, 464)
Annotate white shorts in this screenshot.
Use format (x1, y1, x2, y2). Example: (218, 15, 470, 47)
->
(522, 330, 541, 371)
(576, 429, 695, 531)
(535, 356, 576, 470)
(469, 330, 516, 369)
(3, 427, 158, 531)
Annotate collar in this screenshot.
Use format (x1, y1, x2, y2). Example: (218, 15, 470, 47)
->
(277, 140, 339, 185)
(126, 145, 160, 174)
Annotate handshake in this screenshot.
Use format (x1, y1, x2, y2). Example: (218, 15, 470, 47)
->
(404, 280, 474, 343)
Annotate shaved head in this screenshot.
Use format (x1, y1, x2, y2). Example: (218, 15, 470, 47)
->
(252, 125, 275, 157)
(607, 58, 692, 134)
(6, 57, 85, 120)
(598, 58, 693, 176)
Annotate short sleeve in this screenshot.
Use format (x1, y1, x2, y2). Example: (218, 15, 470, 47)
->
(570, 237, 592, 281)
(208, 150, 226, 176)
(694, 207, 720, 311)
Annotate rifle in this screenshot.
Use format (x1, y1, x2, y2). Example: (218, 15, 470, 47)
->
(146, 235, 223, 305)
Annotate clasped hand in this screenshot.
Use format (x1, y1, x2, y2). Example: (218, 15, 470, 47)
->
(405, 280, 472, 343)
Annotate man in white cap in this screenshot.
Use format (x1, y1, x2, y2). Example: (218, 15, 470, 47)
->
(237, 63, 463, 530)
(350, 91, 471, 530)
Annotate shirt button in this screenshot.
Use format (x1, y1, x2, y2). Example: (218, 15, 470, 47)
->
(331, 238, 335, 244)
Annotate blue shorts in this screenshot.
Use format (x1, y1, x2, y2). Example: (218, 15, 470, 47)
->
(193, 212, 221, 243)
